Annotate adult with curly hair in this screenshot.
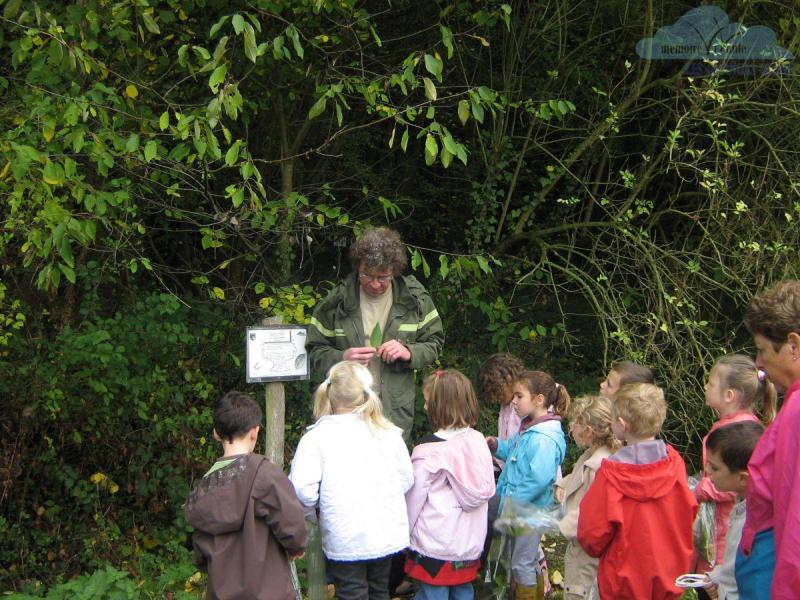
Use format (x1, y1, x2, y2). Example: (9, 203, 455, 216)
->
(738, 280, 800, 600)
(307, 227, 444, 441)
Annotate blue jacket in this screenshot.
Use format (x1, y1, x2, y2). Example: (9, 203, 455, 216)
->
(495, 418, 566, 509)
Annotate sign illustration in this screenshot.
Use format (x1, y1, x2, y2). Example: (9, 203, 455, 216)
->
(246, 326, 309, 382)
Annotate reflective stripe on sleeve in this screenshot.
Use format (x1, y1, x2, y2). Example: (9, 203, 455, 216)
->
(397, 309, 440, 332)
(309, 317, 346, 338)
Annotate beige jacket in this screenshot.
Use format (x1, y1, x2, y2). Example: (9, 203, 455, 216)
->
(556, 446, 612, 599)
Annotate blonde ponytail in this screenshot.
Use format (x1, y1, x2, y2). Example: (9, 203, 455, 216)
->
(312, 376, 334, 420)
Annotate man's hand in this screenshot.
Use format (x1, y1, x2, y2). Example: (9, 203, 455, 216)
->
(342, 346, 376, 365)
(704, 581, 718, 599)
(377, 340, 411, 363)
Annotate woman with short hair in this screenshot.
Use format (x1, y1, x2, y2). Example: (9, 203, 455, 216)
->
(307, 227, 444, 442)
(739, 280, 800, 599)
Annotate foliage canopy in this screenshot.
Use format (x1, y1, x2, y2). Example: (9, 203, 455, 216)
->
(1, 0, 799, 592)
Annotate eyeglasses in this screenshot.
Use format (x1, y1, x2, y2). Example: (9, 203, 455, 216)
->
(359, 273, 393, 284)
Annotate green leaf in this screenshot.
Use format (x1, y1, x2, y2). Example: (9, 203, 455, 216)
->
(439, 255, 449, 279)
(456, 145, 467, 165)
(471, 101, 484, 124)
(440, 147, 453, 168)
(369, 323, 383, 348)
(59, 237, 74, 268)
(243, 23, 257, 63)
(443, 133, 458, 155)
(411, 249, 422, 270)
(400, 128, 409, 152)
(209, 65, 227, 93)
(231, 187, 244, 208)
(125, 133, 140, 153)
(212, 287, 225, 300)
(159, 111, 169, 131)
(232, 14, 245, 34)
(476, 255, 490, 274)
(42, 160, 64, 186)
(424, 54, 442, 80)
(209, 15, 230, 38)
(369, 25, 382, 48)
(536, 324, 548, 337)
(144, 141, 158, 162)
(3, 0, 22, 19)
(423, 77, 437, 101)
(177, 44, 189, 66)
(308, 96, 327, 120)
(478, 86, 494, 102)
(59, 263, 76, 284)
(141, 11, 160, 35)
(225, 140, 242, 166)
(458, 100, 470, 126)
(254, 282, 266, 294)
(440, 26, 454, 59)
(286, 25, 304, 59)
(425, 134, 438, 159)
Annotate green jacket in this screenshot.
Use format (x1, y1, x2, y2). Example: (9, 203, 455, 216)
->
(307, 273, 444, 440)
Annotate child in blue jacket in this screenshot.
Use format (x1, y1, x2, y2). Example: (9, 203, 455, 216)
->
(487, 370, 569, 600)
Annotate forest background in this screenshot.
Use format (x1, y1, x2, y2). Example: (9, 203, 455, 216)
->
(1, 0, 799, 597)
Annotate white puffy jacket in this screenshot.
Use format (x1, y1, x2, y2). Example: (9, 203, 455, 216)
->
(289, 413, 413, 560)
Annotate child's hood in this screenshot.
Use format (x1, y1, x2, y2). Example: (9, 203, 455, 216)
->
(411, 429, 495, 510)
(185, 453, 262, 535)
(599, 445, 688, 501)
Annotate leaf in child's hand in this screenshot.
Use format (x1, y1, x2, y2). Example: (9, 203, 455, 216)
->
(369, 323, 382, 348)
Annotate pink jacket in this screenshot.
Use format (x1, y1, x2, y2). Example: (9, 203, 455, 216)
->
(498, 403, 522, 441)
(406, 428, 496, 561)
(695, 409, 760, 570)
(742, 379, 800, 599)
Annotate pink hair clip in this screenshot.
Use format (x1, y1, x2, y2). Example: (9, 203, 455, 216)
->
(757, 368, 767, 383)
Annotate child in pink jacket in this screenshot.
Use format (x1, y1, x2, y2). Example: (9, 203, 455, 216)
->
(405, 369, 496, 600)
(694, 354, 775, 576)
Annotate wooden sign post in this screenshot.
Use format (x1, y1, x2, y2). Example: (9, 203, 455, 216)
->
(262, 315, 285, 468)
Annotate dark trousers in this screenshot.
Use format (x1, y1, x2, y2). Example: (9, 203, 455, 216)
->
(328, 555, 393, 600)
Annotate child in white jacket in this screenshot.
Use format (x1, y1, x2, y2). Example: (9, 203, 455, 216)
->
(290, 361, 413, 600)
(405, 369, 496, 600)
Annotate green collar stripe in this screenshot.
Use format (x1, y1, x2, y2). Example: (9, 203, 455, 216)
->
(397, 309, 440, 332)
(204, 458, 235, 478)
(310, 317, 346, 338)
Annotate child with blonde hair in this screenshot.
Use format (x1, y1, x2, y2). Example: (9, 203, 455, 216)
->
(578, 383, 697, 599)
(487, 370, 569, 600)
(693, 354, 777, 581)
(290, 361, 414, 600)
(404, 369, 496, 600)
(554, 395, 621, 599)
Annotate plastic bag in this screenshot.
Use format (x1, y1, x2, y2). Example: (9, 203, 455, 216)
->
(693, 500, 717, 565)
(687, 475, 717, 566)
(493, 498, 563, 536)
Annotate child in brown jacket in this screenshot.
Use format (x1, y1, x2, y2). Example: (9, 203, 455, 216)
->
(185, 391, 308, 600)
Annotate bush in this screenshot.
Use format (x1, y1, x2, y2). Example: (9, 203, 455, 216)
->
(0, 293, 239, 589)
